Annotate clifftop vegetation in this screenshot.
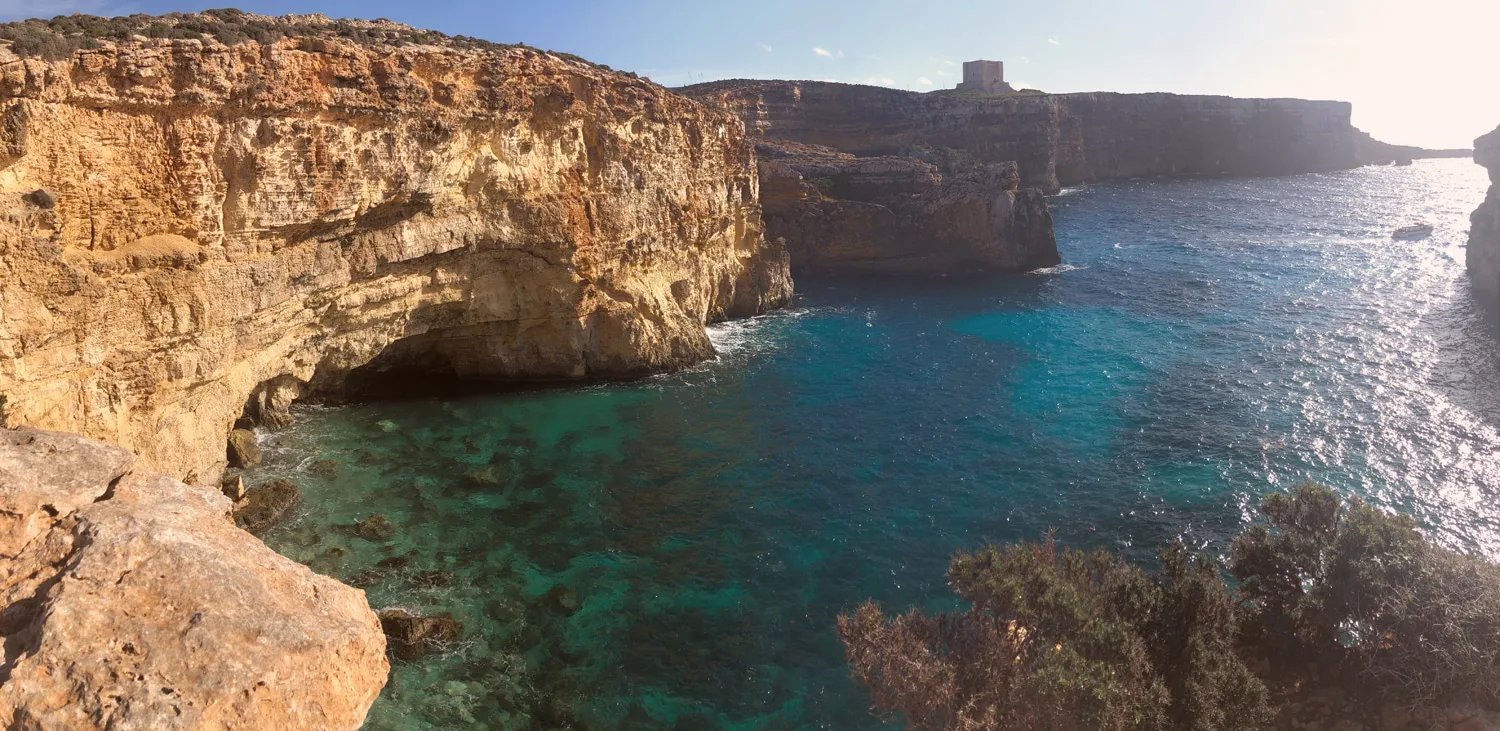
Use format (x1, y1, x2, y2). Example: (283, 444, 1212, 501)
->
(0, 8, 606, 70)
(840, 483, 1500, 730)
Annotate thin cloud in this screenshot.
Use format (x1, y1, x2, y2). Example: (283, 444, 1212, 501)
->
(1048, 37, 1061, 45)
(935, 69, 954, 77)
(917, 77, 934, 86)
(813, 47, 843, 58)
(928, 57, 956, 66)
(756, 42, 773, 53)
(1019, 55, 1032, 65)
(861, 76, 896, 86)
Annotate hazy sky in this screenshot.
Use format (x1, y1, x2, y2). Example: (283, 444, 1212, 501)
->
(5, 0, 1494, 148)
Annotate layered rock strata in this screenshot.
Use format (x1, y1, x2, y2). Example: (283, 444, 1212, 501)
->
(0, 427, 388, 729)
(758, 140, 1057, 274)
(682, 80, 1448, 193)
(1470, 125, 1500, 308)
(0, 18, 791, 482)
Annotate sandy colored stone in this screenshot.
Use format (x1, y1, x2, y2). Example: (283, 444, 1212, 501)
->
(0, 23, 790, 484)
(0, 427, 388, 730)
(226, 428, 261, 468)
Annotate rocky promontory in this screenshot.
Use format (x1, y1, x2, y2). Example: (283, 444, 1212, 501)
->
(758, 140, 1056, 274)
(0, 427, 388, 729)
(681, 80, 1449, 192)
(1470, 125, 1500, 308)
(0, 12, 790, 483)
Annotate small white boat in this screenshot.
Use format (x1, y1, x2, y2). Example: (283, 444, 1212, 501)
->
(1393, 222, 1434, 239)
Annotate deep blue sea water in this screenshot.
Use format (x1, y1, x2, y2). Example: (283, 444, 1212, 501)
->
(250, 159, 1499, 730)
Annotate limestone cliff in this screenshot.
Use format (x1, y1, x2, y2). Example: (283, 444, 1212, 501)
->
(681, 80, 1426, 193)
(0, 15, 791, 483)
(1355, 130, 1472, 165)
(0, 427, 388, 729)
(1469, 125, 1500, 308)
(758, 140, 1057, 274)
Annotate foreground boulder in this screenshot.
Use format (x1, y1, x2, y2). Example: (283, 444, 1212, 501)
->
(757, 140, 1058, 275)
(0, 427, 388, 729)
(1470, 125, 1500, 309)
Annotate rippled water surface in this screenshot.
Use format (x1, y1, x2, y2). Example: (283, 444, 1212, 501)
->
(252, 160, 1499, 730)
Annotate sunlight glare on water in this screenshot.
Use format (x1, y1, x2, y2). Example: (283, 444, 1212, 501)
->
(250, 159, 1499, 730)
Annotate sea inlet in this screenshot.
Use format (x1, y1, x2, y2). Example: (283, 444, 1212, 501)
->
(247, 159, 1498, 730)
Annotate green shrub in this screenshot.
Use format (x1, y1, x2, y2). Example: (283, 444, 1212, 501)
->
(1232, 482, 1500, 705)
(837, 536, 1271, 731)
(843, 482, 1500, 728)
(0, 393, 8, 423)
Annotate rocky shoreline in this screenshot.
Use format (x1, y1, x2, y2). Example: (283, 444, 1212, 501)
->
(0, 10, 1492, 730)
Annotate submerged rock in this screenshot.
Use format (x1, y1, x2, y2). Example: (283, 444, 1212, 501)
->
(377, 555, 412, 570)
(310, 459, 340, 477)
(549, 586, 583, 614)
(378, 609, 464, 661)
(355, 514, 396, 542)
(233, 478, 300, 535)
(412, 569, 457, 589)
(0, 427, 387, 729)
(225, 429, 261, 469)
(467, 467, 499, 486)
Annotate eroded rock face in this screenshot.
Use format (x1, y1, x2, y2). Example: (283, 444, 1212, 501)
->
(758, 140, 1057, 274)
(0, 427, 388, 730)
(1469, 126, 1500, 309)
(682, 80, 1410, 192)
(0, 23, 790, 483)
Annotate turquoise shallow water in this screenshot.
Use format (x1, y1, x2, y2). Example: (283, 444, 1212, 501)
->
(251, 159, 1499, 730)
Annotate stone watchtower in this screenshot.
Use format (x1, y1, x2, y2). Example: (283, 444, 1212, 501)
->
(955, 60, 1015, 94)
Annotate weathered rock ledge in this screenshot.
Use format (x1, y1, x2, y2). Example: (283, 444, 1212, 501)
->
(0, 427, 388, 729)
(758, 140, 1057, 274)
(0, 18, 790, 483)
(1470, 125, 1500, 309)
(681, 80, 1445, 193)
